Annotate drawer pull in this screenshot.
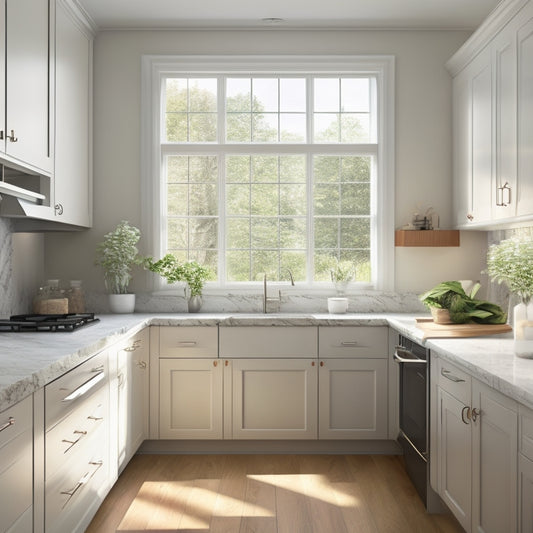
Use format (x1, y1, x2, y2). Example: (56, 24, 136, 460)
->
(62, 371, 105, 402)
(136, 360, 147, 369)
(441, 368, 465, 383)
(124, 340, 141, 352)
(0, 417, 15, 433)
(340, 341, 358, 347)
(461, 406, 471, 425)
(177, 341, 197, 347)
(60, 460, 103, 502)
(88, 415, 103, 421)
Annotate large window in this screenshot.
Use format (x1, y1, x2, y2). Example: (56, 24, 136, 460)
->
(142, 56, 394, 290)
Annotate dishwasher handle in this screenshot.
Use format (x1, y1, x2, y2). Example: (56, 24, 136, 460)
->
(393, 346, 427, 364)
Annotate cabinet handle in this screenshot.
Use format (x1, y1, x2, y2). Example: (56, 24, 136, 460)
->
(178, 341, 197, 347)
(136, 360, 147, 369)
(471, 407, 481, 422)
(88, 415, 103, 421)
(340, 341, 358, 347)
(0, 417, 15, 433)
(60, 460, 103, 498)
(7, 130, 17, 142)
(62, 371, 105, 402)
(54, 203, 64, 216)
(466, 214, 474, 221)
(0, 130, 3, 140)
(496, 182, 511, 207)
(461, 406, 471, 425)
(441, 368, 465, 383)
(124, 340, 141, 352)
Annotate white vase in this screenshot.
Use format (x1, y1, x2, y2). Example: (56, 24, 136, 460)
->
(108, 294, 135, 314)
(513, 301, 533, 358)
(187, 295, 202, 313)
(334, 281, 350, 296)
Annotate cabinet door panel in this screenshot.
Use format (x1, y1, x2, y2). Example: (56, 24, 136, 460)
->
(319, 358, 387, 439)
(520, 453, 533, 533)
(5, 0, 51, 172)
(230, 359, 317, 439)
(471, 49, 493, 224)
(472, 381, 517, 533)
(159, 358, 223, 439)
(438, 387, 471, 531)
(517, 17, 533, 217)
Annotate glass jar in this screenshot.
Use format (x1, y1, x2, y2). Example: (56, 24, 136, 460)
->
(67, 280, 86, 314)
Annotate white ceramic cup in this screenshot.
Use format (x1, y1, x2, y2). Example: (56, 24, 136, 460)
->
(327, 297, 348, 314)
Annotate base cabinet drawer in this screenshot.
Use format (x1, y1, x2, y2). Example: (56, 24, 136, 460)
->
(0, 396, 33, 533)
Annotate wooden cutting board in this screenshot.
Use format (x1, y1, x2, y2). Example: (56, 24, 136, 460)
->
(415, 317, 512, 339)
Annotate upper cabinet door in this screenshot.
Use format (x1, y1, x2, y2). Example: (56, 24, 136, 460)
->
(5, 0, 52, 174)
(516, 13, 533, 218)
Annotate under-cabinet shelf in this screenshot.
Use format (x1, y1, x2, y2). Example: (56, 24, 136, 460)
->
(395, 230, 460, 247)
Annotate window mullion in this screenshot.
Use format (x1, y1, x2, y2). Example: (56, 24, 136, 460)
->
(218, 75, 226, 286)
(306, 75, 314, 285)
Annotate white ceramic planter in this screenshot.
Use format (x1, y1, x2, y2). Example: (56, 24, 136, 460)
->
(513, 301, 533, 358)
(327, 297, 348, 314)
(108, 294, 135, 314)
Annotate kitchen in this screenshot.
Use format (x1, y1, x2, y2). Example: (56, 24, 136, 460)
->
(1, 0, 533, 531)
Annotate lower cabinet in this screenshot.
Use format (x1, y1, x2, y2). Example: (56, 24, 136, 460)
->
(229, 358, 318, 439)
(436, 357, 518, 533)
(0, 396, 33, 533)
(116, 328, 150, 471)
(159, 358, 223, 439)
(319, 358, 388, 439)
(520, 454, 533, 532)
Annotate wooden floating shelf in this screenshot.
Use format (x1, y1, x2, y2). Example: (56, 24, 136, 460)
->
(395, 229, 460, 247)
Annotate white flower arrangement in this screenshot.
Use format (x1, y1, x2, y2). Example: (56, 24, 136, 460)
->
(486, 236, 533, 303)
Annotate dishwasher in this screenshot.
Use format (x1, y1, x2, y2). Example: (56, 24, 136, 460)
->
(394, 334, 445, 512)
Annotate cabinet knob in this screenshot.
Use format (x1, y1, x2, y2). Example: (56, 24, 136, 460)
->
(471, 407, 481, 422)
(7, 130, 17, 142)
(225, 360, 229, 366)
(461, 405, 471, 425)
(55, 203, 64, 216)
(213, 361, 218, 367)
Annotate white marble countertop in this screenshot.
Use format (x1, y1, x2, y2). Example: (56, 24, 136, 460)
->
(2, 312, 533, 413)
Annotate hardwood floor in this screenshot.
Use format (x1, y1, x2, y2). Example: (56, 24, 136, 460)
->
(86, 454, 464, 533)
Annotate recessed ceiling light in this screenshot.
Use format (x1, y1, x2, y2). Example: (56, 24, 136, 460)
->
(261, 18, 285, 24)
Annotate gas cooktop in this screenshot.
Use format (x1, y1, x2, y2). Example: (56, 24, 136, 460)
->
(0, 313, 99, 332)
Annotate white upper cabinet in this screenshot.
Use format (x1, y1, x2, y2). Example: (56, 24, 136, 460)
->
(3, 0, 52, 174)
(53, 0, 93, 227)
(448, 0, 533, 229)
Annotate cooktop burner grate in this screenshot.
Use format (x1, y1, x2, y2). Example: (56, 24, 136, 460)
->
(0, 313, 99, 332)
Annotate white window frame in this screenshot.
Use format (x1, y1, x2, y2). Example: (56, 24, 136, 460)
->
(141, 55, 395, 293)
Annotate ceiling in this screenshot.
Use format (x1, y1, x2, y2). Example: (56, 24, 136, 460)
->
(76, 0, 502, 31)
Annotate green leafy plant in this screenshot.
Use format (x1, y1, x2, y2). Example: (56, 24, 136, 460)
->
(420, 281, 507, 324)
(329, 258, 356, 283)
(143, 254, 211, 297)
(94, 221, 141, 294)
(486, 236, 533, 303)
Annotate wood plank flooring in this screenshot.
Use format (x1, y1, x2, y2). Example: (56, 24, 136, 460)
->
(86, 454, 464, 533)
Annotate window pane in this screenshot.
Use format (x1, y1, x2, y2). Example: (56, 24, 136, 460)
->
(314, 184, 339, 215)
(227, 250, 251, 281)
(280, 218, 306, 248)
(341, 113, 370, 143)
(227, 78, 251, 112)
(168, 218, 188, 248)
(166, 113, 187, 142)
(251, 218, 278, 248)
(280, 155, 306, 182)
(280, 184, 306, 216)
(280, 114, 306, 142)
(226, 184, 250, 215)
(252, 156, 278, 183)
(252, 78, 278, 112)
(189, 218, 218, 249)
(340, 183, 370, 215)
(280, 251, 306, 280)
(341, 156, 371, 182)
(166, 79, 187, 112)
(314, 114, 339, 142)
(189, 156, 218, 183)
(314, 156, 340, 183)
(342, 249, 371, 282)
(314, 78, 339, 112)
(341, 218, 370, 248)
(189, 184, 217, 216)
(188, 79, 217, 112)
(226, 113, 251, 142)
(252, 250, 278, 279)
(227, 218, 250, 248)
(226, 156, 251, 182)
(167, 156, 189, 182)
(189, 113, 217, 142)
(280, 78, 306, 112)
(167, 184, 188, 215)
(253, 114, 278, 142)
(341, 78, 369, 112)
(314, 218, 338, 249)
(251, 184, 278, 216)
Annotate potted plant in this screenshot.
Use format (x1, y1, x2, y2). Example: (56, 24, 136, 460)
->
(486, 236, 533, 354)
(419, 281, 506, 324)
(143, 254, 211, 312)
(330, 258, 356, 296)
(95, 220, 141, 313)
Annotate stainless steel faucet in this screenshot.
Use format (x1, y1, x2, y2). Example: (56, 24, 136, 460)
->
(263, 269, 295, 313)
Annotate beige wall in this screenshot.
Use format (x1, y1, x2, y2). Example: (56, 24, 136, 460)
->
(44, 28, 488, 294)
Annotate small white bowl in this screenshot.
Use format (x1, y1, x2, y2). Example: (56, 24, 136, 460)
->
(328, 297, 348, 314)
